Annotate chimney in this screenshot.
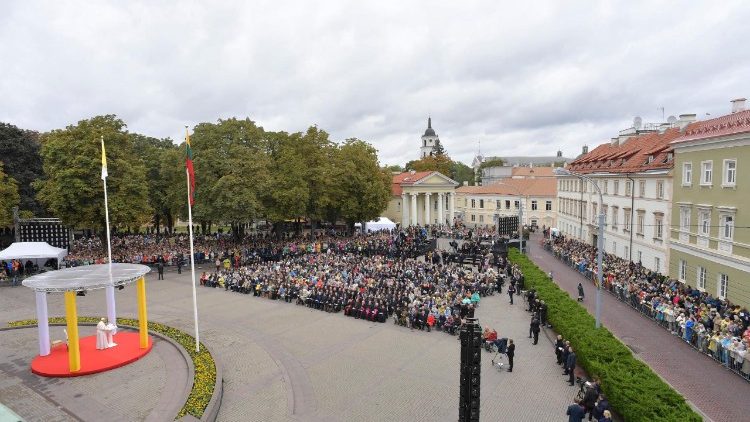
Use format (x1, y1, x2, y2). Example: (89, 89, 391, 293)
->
(731, 98, 747, 113)
(582, 145, 589, 155)
(676, 113, 697, 131)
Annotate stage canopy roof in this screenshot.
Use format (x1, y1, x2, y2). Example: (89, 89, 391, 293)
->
(22, 263, 151, 293)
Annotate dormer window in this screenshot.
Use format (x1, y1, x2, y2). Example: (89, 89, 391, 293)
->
(665, 153, 673, 163)
(646, 155, 654, 164)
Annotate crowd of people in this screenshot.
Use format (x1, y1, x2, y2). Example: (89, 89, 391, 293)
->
(201, 233, 529, 342)
(546, 235, 750, 379)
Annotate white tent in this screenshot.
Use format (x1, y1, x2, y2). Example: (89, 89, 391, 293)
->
(363, 217, 397, 233)
(0, 242, 67, 268)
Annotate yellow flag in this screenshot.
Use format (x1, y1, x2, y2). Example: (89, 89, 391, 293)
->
(101, 137, 108, 180)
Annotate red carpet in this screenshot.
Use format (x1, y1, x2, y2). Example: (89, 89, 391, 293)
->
(31, 332, 153, 377)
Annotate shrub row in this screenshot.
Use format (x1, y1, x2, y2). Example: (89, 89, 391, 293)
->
(509, 249, 701, 422)
(9, 317, 215, 420)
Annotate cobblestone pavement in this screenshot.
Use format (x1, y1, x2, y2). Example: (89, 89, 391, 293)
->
(526, 232, 750, 422)
(0, 259, 578, 421)
(0, 326, 186, 422)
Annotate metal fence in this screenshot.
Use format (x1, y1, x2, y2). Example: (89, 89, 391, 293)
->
(541, 242, 750, 382)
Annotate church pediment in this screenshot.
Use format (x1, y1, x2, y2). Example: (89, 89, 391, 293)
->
(414, 172, 459, 186)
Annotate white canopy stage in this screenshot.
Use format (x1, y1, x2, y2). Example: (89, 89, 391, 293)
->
(363, 217, 397, 233)
(0, 242, 67, 267)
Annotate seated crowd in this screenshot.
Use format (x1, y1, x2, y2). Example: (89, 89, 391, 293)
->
(201, 239, 524, 335)
(545, 235, 750, 378)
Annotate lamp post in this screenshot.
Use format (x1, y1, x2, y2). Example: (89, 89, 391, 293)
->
(555, 168, 604, 329)
(495, 182, 525, 254)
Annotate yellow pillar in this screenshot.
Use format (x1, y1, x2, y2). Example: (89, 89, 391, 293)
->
(64, 291, 81, 372)
(136, 277, 148, 348)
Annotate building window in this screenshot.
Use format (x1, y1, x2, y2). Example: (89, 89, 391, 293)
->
(723, 159, 736, 187)
(496, 200, 501, 209)
(505, 200, 511, 209)
(698, 210, 711, 236)
(654, 215, 663, 239)
(531, 200, 538, 211)
(603, 180, 608, 194)
(623, 209, 631, 232)
(613, 180, 619, 195)
(471, 199, 476, 208)
(637, 250, 642, 263)
(625, 180, 632, 196)
(612, 241, 617, 255)
(611, 206, 619, 230)
(654, 257, 661, 272)
(545, 200, 552, 211)
(697, 267, 706, 290)
(720, 214, 734, 240)
(592, 203, 598, 224)
(656, 181, 664, 199)
(514, 200, 520, 209)
(602, 205, 608, 226)
(479, 215, 484, 223)
(683, 162, 692, 186)
(471, 214, 475, 222)
(624, 246, 629, 260)
(636, 212, 644, 235)
(679, 207, 690, 232)
(701, 161, 713, 185)
(679, 259, 687, 281)
(639, 180, 646, 197)
(718, 274, 728, 300)
(479, 199, 484, 209)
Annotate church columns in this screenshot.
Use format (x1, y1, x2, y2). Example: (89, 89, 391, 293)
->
(410, 193, 418, 226)
(424, 193, 431, 226)
(401, 193, 409, 227)
(448, 192, 455, 225)
(437, 193, 445, 225)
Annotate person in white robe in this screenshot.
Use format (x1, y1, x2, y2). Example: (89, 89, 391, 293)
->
(96, 318, 109, 350)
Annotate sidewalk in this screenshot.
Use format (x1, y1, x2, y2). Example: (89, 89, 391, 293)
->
(526, 232, 748, 422)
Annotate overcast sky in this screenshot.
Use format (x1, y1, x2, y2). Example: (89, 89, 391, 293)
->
(2, 1, 749, 166)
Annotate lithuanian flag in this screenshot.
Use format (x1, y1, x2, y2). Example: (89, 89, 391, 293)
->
(185, 127, 195, 206)
(101, 136, 108, 180)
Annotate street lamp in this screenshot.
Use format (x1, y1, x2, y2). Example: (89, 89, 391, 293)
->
(554, 167, 604, 329)
(495, 182, 525, 254)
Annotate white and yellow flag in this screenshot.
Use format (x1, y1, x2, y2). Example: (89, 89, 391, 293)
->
(101, 137, 108, 180)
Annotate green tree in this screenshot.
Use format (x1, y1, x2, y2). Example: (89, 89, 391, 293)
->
(479, 158, 504, 169)
(131, 134, 179, 233)
(384, 164, 403, 173)
(189, 118, 271, 236)
(405, 154, 453, 176)
(0, 123, 45, 216)
(328, 139, 391, 227)
(35, 115, 152, 231)
(450, 161, 474, 186)
(0, 162, 20, 227)
(433, 139, 447, 156)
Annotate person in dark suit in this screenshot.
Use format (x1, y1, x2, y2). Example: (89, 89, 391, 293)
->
(507, 283, 515, 305)
(555, 335, 565, 365)
(530, 315, 541, 345)
(566, 346, 577, 385)
(566, 399, 585, 422)
(157, 262, 164, 280)
(506, 339, 515, 372)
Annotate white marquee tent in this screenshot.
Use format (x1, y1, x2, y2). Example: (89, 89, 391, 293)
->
(0, 242, 67, 268)
(361, 217, 397, 233)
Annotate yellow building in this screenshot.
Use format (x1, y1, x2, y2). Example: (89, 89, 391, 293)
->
(384, 171, 459, 226)
(455, 178, 557, 229)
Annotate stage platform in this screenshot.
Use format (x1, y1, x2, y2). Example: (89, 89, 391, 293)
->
(31, 332, 153, 377)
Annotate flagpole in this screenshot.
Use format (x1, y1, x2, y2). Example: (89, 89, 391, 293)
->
(185, 129, 200, 352)
(101, 135, 116, 324)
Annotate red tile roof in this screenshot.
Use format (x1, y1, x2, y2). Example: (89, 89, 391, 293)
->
(456, 178, 556, 197)
(391, 171, 433, 196)
(568, 128, 680, 174)
(672, 110, 750, 144)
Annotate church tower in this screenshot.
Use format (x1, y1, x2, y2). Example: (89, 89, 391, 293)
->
(420, 117, 440, 158)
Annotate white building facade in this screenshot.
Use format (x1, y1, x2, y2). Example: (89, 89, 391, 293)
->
(557, 126, 682, 273)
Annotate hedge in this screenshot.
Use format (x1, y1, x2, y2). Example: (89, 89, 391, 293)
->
(8, 317, 215, 420)
(509, 249, 701, 422)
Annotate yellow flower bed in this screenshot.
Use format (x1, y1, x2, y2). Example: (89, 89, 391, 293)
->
(8, 317, 215, 420)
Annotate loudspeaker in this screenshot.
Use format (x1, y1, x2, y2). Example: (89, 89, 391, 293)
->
(459, 318, 481, 422)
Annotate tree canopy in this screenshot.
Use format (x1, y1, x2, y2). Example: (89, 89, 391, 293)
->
(0, 162, 20, 227)
(0, 123, 45, 217)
